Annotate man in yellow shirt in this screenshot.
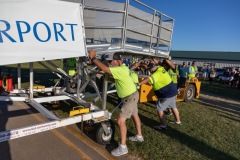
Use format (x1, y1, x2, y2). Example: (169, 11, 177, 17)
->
(188, 61, 197, 79)
(139, 62, 181, 130)
(88, 50, 143, 156)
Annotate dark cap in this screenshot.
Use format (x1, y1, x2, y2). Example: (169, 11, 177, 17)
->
(104, 53, 122, 61)
(148, 63, 156, 70)
(161, 59, 168, 65)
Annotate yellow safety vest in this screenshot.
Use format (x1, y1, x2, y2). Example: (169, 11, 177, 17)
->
(149, 66, 172, 91)
(188, 66, 196, 78)
(168, 69, 178, 84)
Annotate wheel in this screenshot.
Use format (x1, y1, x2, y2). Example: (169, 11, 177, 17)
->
(184, 84, 196, 102)
(96, 121, 114, 145)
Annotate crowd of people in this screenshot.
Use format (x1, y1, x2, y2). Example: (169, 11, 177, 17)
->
(201, 64, 240, 89)
(201, 64, 216, 84)
(219, 67, 240, 88)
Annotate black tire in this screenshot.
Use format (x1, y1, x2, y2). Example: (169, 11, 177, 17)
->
(96, 121, 114, 145)
(184, 84, 196, 102)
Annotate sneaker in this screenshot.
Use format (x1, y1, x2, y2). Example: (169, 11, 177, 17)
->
(154, 125, 167, 130)
(129, 135, 144, 142)
(169, 121, 182, 125)
(111, 145, 128, 156)
(175, 121, 182, 125)
(165, 111, 173, 116)
(164, 109, 173, 115)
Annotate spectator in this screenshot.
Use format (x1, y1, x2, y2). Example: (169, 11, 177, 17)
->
(188, 61, 197, 79)
(221, 68, 230, 84)
(195, 65, 199, 78)
(237, 68, 240, 89)
(138, 61, 181, 130)
(202, 64, 208, 80)
(178, 62, 188, 88)
(229, 67, 236, 87)
(231, 68, 240, 88)
(123, 58, 131, 67)
(88, 50, 143, 156)
(209, 68, 216, 85)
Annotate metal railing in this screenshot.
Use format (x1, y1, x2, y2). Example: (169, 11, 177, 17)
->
(82, 0, 174, 58)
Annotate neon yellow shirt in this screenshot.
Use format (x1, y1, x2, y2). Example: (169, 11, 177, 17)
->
(168, 68, 178, 84)
(68, 58, 76, 76)
(110, 64, 137, 98)
(130, 71, 140, 89)
(149, 66, 172, 90)
(188, 66, 196, 78)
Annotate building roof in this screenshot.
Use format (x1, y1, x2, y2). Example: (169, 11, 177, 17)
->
(170, 51, 240, 61)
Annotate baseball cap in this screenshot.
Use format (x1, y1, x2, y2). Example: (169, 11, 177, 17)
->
(104, 53, 122, 61)
(148, 63, 156, 70)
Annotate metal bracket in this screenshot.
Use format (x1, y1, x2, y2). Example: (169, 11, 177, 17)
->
(100, 122, 110, 136)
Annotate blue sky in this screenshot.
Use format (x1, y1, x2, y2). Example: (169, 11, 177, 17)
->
(115, 0, 240, 52)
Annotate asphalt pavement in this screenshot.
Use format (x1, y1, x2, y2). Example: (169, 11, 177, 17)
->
(0, 101, 131, 160)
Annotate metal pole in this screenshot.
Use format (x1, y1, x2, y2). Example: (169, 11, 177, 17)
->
(156, 13, 162, 54)
(77, 58, 81, 100)
(29, 62, 33, 99)
(17, 64, 21, 90)
(121, 0, 130, 50)
(102, 73, 108, 110)
(149, 10, 156, 52)
(168, 19, 175, 53)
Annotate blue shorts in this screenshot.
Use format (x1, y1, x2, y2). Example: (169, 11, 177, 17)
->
(156, 96, 176, 111)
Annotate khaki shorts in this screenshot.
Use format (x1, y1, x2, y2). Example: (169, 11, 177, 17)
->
(120, 91, 139, 119)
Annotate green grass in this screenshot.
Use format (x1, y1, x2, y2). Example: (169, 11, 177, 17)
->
(4, 63, 239, 160)
(200, 80, 240, 101)
(108, 93, 240, 160)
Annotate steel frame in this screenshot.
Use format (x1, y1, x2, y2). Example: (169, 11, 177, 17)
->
(0, 0, 174, 143)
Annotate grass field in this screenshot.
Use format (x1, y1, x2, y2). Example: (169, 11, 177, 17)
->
(106, 82, 240, 160)
(2, 63, 239, 160)
(61, 80, 239, 160)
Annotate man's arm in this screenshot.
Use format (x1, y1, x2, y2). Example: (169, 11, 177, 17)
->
(165, 59, 176, 70)
(139, 77, 150, 85)
(88, 50, 111, 74)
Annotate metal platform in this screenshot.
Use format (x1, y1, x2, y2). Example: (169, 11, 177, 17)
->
(82, 0, 174, 58)
(0, 0, 174, 144)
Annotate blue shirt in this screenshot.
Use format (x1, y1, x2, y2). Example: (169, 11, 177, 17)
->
(179, 67, 188, 78)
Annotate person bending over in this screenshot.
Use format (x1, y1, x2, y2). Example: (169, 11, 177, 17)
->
(88, 50, 143, 156)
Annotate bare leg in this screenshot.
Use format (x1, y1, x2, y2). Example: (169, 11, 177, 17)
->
(171, 108, 181, 122)
(131, 114, 142, 136)
(117, 116, 127, 145)
(157, 111, 166, 126)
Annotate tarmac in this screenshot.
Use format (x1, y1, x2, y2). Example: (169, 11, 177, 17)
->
(0, 100, 131, 160)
